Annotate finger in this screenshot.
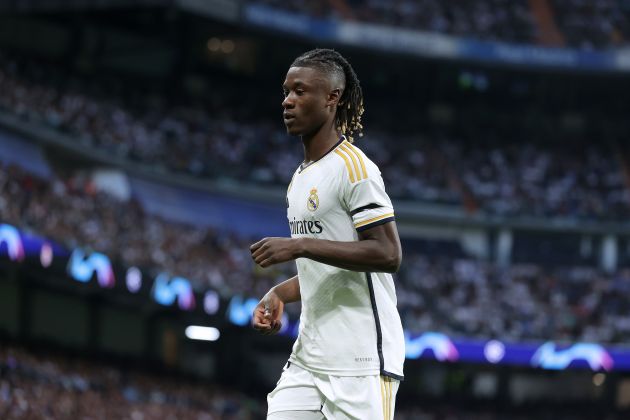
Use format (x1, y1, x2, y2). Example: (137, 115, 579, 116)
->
(270, 321, 282, 334)
(254, 306, 266, 318)
(253, 311, 268, 323)
(252, 315, 271, 328)
(251, 245, 267, 260)
(255, 253, 274, 267)
(253, 318, 270, 327)
(250, 240, 263, 252)
(254, 319, 270, 327)
(250, 238, 268, 252)
(259, 258, 273, 268)
(253, 307, 268, 323)
(260, 324, 275, 335)
(254, 320, 282, 335)
(252, 316, 270, 329)
(260, 256, 283, 268)
(254, 323, 272, 332)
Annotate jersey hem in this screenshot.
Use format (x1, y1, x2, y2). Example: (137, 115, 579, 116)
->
(268, 406, 323, 415)
(382, 370, 405, 381)
(288, 357, 382, 377)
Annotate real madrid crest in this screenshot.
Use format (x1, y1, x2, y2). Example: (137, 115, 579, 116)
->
(307, 188, 319, 211)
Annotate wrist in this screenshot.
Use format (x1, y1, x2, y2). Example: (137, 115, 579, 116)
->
(269, 286, 286, 304)
(293, 237, 307, 259)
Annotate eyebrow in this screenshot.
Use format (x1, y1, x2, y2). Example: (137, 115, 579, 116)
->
(282, 80, 307, 90)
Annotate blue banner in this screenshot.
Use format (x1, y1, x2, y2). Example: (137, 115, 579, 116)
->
(403, 333, 622, 372)
(224, 299, 630, 371)
(243, 4, 336, 41)
(242, 4, 630, 72)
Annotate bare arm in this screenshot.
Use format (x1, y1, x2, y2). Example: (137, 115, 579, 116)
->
(250, 221, 402, 273)
(252, 275, 300, 335)
(272, 275, 301, 303)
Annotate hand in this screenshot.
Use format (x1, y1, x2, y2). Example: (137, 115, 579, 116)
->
(252, 289, 285, 335)
(250, 237, 301, 268)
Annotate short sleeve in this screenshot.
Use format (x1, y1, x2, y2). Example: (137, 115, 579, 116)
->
(336, 143, 395, 232)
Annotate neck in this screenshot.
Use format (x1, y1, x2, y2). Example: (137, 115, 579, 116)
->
(301, 119, 340, 163)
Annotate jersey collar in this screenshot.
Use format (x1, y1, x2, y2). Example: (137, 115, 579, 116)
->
(299, 136, 346, 173)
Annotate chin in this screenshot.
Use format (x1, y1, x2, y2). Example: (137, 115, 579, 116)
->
(285, 126, 301, 136)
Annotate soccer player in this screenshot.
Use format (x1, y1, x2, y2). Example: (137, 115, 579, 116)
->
(250, 49, 404, 420)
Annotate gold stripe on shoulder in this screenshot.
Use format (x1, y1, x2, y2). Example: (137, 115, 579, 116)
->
(334, 149, 356, 183)
(339, 143, 362, 181)
(354, 212, 395, 228)
(345, 141, 368, 180)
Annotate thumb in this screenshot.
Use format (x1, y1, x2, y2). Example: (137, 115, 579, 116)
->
(263, 301, 272, 319)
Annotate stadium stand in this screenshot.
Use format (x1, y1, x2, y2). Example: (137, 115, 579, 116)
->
(0, 161, 292, 302)
(1, 345, 625, 419)
(250, 0, 630, 49)
(3, 158, 630, 344)
(2, 1, 630, 416)
(0, 345, 263, 419)
(1, 54, 628, 220)
(550, 0, 630, 49)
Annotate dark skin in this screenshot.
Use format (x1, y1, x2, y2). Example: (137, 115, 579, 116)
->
(251, 65, 402, 335)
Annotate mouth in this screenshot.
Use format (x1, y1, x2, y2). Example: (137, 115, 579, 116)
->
(283, 113, 296, 124)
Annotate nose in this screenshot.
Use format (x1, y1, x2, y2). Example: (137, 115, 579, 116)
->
(282, 93, 294, 109)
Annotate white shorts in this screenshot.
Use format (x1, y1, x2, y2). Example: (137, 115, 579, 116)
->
(267, 362, 399, 420)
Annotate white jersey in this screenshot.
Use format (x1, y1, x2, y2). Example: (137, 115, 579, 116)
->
(286, 137, 405, 380)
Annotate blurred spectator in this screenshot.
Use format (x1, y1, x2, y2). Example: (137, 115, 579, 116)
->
(256, 0, 537, 44)
(0, 345, 262, 419)
(0, 346, 622, 419)
(252, 0, 630, 49)
(0, 162, 294, 303)
(3, 160, 630, 344)
(0, 55, 628, 220)
(397, 254, 630, 343)
(551, 0, 630, 49)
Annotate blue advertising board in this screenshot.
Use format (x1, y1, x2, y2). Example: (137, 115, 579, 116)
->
(242, 3, 630, 73)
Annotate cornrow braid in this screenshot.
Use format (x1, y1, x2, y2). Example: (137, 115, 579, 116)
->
(291, 48, 365, 142)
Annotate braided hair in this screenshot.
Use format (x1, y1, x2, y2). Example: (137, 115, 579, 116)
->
(291, 49, 364, 142)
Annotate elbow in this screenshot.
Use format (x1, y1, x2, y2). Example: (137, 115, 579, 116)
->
(382, 249, 402, 273)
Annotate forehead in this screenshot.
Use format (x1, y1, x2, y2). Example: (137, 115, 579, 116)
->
(283, 66, 329, 87)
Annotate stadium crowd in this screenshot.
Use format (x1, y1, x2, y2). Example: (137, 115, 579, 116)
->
(0, 162, 293, 302)
(251, 0, 630, 49)
(3, 158, 630, 345)
(257, 0, 537, 44)
(0, 345, 623, 419)
(398, 253, 630, 343)
(395, 404, 622, 420)
(1, 55, 629, 221)
(0, 345, 263, 419)
(551, 0, 630, 49)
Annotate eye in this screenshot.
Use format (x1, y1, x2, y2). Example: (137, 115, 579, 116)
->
(296, 89, 305, 96)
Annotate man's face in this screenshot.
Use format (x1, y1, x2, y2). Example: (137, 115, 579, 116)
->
(282, 66, 334, 137)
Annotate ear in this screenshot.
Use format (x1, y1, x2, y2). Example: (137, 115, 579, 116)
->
(326, 88, 342, 108)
